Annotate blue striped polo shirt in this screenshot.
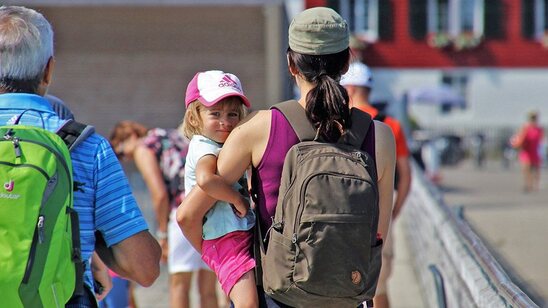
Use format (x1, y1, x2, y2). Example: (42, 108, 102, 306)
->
(0, 93, 149, 290)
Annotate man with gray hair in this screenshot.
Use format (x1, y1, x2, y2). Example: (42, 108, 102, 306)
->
(0, 6, 161, 307)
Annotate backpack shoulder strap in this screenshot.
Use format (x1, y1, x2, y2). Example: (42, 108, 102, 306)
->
(342, 107, 372, 148)
(56, 120, 95, 152)
(271, 100, 316, 142)
(374, 112, 386, 122)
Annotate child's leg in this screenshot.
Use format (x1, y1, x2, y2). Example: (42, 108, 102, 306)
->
(229, 270, 258, 308)
(201, 231, 257, 308)
(176, 186, 216, 252)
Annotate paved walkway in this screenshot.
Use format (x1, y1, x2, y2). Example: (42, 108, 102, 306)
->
(132, 217, 425, 307)
(439, 159, 548, 306)
(130, 158, 547, 307)
(132, 210, 425, 308)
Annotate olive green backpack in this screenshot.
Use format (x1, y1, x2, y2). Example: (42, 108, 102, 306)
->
(0, 117, 91, 307)
(256, 101, 383, 307)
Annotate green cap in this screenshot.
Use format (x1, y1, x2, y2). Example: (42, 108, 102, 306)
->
(289, 7, 349, 55)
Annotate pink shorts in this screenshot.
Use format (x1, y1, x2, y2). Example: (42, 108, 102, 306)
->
(201, 230, 255, 296)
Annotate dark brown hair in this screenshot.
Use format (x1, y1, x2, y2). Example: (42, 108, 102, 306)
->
(287, 47, 351, 142)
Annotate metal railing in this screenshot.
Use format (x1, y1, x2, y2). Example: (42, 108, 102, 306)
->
(402, 160, 538, 307)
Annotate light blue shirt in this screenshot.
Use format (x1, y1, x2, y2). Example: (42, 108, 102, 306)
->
(185, 135, 255, 240)
(0, 93, 149, 291)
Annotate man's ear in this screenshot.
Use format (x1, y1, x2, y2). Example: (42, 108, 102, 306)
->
(42, 57, 55, 86)
(38, 57, 55, 95)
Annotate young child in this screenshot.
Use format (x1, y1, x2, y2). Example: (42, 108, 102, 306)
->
(181, 70, 258, 307)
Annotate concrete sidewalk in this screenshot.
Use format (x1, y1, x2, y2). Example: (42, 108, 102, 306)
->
(132, 217, 425, 308)
(439, 160, 548, 306)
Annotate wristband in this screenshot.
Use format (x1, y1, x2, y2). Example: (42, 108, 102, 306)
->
(156, 230, 168, 240)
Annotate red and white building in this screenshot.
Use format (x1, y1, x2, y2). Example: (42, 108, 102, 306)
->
(5, 0, 548, 135)
(303, 0, 548, 132)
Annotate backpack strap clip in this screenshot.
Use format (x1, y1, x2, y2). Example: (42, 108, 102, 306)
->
(56, 120, 95, 151)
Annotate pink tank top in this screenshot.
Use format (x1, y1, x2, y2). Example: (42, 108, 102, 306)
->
(252, 110, 299, 233)
(252, 109, 375, 233)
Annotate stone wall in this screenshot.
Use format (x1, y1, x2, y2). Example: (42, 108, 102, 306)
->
(35, 5, 272, 135)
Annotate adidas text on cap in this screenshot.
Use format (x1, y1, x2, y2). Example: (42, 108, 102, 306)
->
(185, 70, 251, 108)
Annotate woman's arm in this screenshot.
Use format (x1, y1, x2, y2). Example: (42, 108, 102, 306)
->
(178, 110, 271, 251)
(373, 121, 396, 240)
(195, 154, 249, 217)
(133, 145, 170, 263)
(217, 110, 271, 182)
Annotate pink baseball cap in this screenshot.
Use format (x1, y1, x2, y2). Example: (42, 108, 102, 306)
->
(185, 70, 251, 108)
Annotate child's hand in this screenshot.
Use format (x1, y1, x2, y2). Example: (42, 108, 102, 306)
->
(231, 195, 250, 218)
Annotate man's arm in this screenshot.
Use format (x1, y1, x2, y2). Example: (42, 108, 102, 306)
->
(95, 231, 161, 287)
(392, 156, 411, 219)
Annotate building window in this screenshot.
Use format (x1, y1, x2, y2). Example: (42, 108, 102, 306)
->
(522, 0, 548, 42)
(411, 0, 501, 41)
(416, 0, 485, 49)
(427, 0, 484, 37)
(328, 0, 380, 41)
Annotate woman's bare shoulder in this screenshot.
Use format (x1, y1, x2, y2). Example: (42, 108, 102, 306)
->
(233, 109, 272, 135)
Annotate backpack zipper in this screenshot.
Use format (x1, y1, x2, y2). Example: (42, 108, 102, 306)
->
(0, 162, 50, 180)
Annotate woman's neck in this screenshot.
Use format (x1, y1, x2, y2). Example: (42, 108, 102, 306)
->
(296, 76, 316, 108)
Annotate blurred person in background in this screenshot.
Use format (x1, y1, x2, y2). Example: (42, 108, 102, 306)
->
(110, 121, 219, 308)
(511, 111, 544, 192)
(341, 61, 412, 308)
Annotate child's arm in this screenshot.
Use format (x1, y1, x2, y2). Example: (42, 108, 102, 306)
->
(195, 154, 249, 218)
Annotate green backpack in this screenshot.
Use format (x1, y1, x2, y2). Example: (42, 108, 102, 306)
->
(0, 117, 91, 307)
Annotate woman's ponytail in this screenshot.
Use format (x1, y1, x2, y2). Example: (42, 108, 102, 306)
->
(288, 48, 351, 142)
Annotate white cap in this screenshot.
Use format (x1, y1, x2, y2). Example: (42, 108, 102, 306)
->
(340, 62, 373, 88)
